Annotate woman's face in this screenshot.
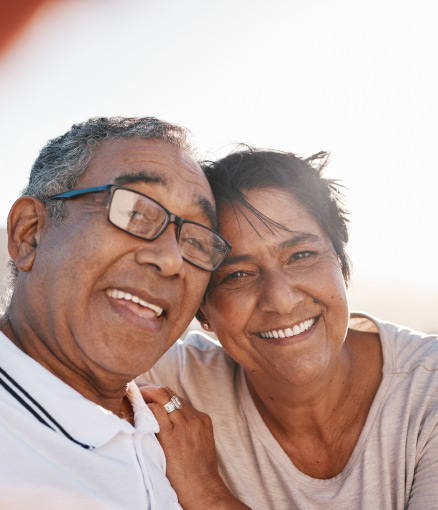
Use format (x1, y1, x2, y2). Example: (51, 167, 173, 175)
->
(201, 188, 349, 388)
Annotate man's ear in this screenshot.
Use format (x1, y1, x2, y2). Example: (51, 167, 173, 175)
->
(7, 197, 48, 273)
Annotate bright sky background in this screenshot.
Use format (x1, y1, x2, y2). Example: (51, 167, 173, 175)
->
(0, 0, 437, 330)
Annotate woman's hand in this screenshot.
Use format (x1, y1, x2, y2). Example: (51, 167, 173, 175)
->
(139, 384, 251, 510)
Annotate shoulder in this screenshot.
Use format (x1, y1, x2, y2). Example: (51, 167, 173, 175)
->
(137, 331, 236, 397)
(158, 330, 232, 369)
(350, 312, 438, 373)
(380, 319, 438, 374)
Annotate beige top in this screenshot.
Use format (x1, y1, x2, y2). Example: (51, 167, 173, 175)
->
(139, 313, 438, 510)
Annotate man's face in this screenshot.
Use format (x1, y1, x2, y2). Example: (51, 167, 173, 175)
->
(28, 138, 213, 377)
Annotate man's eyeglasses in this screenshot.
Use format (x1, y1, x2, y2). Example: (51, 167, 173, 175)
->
(49, 185, 231, 272)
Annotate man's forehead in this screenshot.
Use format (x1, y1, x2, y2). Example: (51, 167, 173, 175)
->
(82, 139, 217, 228)
(90, 137, 187, 166)
(87, 138, 203, 182)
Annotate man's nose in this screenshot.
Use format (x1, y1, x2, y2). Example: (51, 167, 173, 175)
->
(258, 270, 305, 315)
(134, 224, 185, 277)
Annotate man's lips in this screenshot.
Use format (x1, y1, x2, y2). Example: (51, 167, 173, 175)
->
(105, 288, 164, 318)
(257, 316, 319, 339)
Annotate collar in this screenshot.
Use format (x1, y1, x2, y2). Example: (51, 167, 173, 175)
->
(0, 332, 159, 448)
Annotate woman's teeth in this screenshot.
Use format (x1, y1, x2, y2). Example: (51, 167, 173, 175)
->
(260, 318, 315, 339)
(106, 289, 163, 317)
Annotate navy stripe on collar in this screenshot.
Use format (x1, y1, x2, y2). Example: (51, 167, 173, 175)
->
(0, 366, 92, 449)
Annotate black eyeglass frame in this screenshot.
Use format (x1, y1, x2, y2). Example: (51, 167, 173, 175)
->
(49, 184, 232, 272)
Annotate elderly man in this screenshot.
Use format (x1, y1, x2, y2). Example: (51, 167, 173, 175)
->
(0, 117, 236, 509)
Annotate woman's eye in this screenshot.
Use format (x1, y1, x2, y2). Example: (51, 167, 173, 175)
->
(224, 271, 247, 281)
(293, 251, 312, 259)
(213, 270, 253, 288)
(288, 251, 317, 263)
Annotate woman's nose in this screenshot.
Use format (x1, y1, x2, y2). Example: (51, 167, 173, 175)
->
(258, 271, 305, 315)
(134, 224, 185, 277)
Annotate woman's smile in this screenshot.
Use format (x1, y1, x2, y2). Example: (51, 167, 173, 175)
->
(256, 315, 319, 340)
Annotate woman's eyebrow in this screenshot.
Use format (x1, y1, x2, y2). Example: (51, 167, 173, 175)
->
(278, 233, 321, 250)
(221, 234, 321, 266)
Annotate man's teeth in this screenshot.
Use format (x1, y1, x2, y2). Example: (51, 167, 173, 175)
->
(260, 318, 315, 339)
(106, 289, 163, 317)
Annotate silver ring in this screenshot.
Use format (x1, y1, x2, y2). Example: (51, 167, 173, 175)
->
(163, 395, 182, 414)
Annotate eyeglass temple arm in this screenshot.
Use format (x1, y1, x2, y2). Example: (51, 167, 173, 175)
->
(49, 185, 113, 200)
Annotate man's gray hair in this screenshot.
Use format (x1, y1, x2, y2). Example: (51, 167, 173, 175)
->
(23, 116, 195, 224)
(4, 117, 195, 293)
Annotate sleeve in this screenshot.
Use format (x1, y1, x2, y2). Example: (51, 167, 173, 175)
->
(407, 419, 438, 508)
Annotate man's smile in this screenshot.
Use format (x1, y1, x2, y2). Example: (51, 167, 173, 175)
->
(105, 288, 165, 318)
(106, 289, 163, 317)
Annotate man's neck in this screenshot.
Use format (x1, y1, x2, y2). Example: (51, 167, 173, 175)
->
(0, 314, 131, 417)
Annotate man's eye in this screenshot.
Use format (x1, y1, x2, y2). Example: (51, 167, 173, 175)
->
(180, 224, 210, 248)
(180, 236, 209, 254)
(128, 210, 144, 220)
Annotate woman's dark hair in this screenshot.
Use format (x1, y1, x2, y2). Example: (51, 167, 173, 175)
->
(202, 147, 351, 283)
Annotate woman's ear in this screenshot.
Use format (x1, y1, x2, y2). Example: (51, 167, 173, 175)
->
(196, 306, 211, 331)
(7, 197, 47, 273)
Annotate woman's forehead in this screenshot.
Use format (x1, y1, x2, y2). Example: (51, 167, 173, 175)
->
(218, 188, 321, 238)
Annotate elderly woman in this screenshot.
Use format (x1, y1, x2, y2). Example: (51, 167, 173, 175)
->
(139, 148, 438, 509)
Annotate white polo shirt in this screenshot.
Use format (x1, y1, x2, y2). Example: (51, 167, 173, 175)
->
(0, 332, 182, 510)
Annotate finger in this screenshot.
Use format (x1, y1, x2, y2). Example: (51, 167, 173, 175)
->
(147, 402, 190, 452)
(147, 402, 175, 433)
(139, 384, 186, 422)
(138, 384, 175, 405)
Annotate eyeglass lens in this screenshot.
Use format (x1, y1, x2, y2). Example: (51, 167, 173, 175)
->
(108, 188, 226, 270)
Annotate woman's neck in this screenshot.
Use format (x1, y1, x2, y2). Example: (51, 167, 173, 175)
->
(247, 342, 353, 434)
(245, 329, 383, 478)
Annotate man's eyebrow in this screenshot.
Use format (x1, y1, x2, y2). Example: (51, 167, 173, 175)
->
(199, 198, 218, 230)
(113, 171, 167, 187)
